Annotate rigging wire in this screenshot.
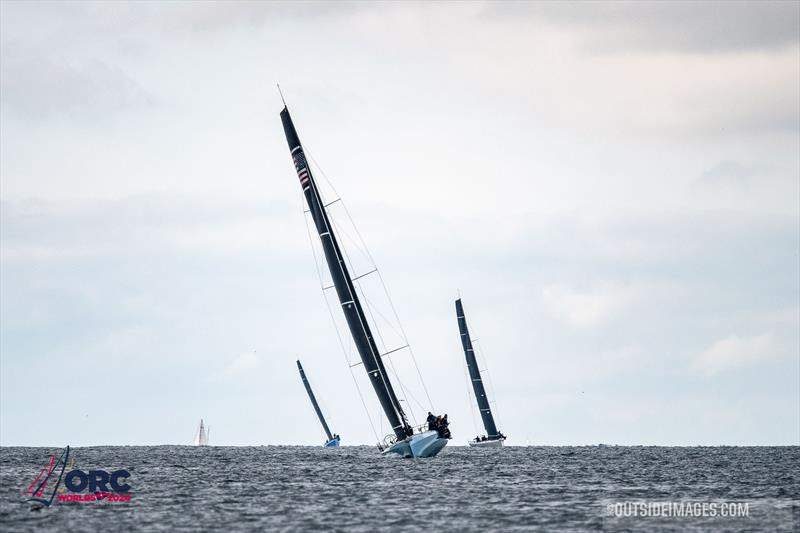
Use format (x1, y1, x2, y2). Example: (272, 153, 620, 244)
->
(305, 148, 436, 414)
(323, 208, 418, 424)
(333, 217, 416, 426)
(326, 210, 420, 424)
(300, 152, 407, 438)
(473, 336, 503, 431)
(302, 205, 380, 443)
(464, 361, 480, 436)
(359, 291, 430, 419)
(357, 282, 418, 424)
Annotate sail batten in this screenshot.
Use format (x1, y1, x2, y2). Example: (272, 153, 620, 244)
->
(281, 106, 411, 441)
(456, 299, 500, 439)
(297, 360, 334, 442)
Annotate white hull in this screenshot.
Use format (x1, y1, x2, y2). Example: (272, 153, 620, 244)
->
(382, 430, 448, 458)
(468, 438, 504, 447)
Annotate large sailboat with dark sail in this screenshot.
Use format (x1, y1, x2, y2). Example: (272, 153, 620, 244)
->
(456, 298, 507, 447)
(280, 101, 450, 458)
(297, 359, 340, 448)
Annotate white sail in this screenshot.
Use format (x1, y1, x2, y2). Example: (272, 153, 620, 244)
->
(193, 419, 209, 446)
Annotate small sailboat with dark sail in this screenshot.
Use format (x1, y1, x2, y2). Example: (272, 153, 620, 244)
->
(297, 359, 340, 447)
(456, 298, 507, 447)
(280, 100, 450, 458)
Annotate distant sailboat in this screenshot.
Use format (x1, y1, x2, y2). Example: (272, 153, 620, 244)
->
(456, 298, 507, 447)
(280, 102, 450, 458)
(193, 419, 209, 446)
(297, 360, 340, 448)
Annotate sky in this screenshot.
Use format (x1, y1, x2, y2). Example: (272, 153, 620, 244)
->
(1, 1, 798, 447)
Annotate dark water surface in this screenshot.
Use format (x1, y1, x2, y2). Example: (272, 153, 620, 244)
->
(0, 446, 797, 532)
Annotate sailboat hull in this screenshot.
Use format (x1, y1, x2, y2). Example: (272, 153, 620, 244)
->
(323, 437, 340, 448)
(382, 430, 448, 458)
(468, 438, 505, 448)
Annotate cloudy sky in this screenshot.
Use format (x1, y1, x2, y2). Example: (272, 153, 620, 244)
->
(1, 1, 798, 447)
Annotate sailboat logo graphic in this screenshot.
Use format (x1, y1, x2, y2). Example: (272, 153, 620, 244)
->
(25, 446, 70, 507)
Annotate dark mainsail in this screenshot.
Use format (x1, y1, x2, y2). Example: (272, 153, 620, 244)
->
(297, 360, 334, 442)
(456, 298, 500, 439)
(281, 106, 411, 441)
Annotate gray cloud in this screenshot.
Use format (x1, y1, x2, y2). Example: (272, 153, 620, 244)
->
(0, 1, 797, 446)
(2, 195, 798, 445)
(697, 160, 757, 186)
(0, 0, 374, 37)
(152, 1, 374, 33)
(0, 50, 155, 122)
(480, 1, 800, 53)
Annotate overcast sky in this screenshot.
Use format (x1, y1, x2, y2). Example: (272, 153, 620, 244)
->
(1, 1, 798, 447)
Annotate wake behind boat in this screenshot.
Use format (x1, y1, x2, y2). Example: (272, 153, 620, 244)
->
(280, 101, 450, 458)
(297, 360, 340, 448)
(456, 298, 507, 447)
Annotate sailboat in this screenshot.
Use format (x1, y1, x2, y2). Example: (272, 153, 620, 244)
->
(456, 298, 507, 447)
(297, 360, 341, 448)
(280, 102, 450, 458)
(193, 419, 209, 446)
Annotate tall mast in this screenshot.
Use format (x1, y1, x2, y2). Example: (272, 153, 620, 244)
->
(456, 298, 499, 438)
(297, 360, 334, 442)
(281, 106, 411, 440)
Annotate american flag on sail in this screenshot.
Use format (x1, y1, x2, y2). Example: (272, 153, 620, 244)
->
(292, 148, 310, 188)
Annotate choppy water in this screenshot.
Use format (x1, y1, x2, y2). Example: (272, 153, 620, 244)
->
(0, 446, 797, 532)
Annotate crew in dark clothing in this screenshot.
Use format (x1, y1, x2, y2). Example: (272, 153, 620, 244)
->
(440, 414, 451, 439)
(427, 412, 436, 431)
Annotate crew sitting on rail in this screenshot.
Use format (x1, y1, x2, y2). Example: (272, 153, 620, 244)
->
(436, 414, 451, 439)
(425, 413, 452, 439)
(427, 412, 436, 431)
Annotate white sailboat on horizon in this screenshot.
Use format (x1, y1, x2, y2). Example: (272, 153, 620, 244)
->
(193, 419, 209, 446)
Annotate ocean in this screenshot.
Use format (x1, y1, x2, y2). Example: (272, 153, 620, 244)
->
(0, 445, 797, 531)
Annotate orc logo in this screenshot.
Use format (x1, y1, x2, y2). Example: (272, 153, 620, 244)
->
(25, 446, 70, 507)
(25, 446, 132, 506)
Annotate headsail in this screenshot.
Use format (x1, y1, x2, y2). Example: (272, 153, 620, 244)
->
(456, 298, 500, 439)
(280, 106, 412, 441)
(297, 359, 334, 442)
(193, 419, 209, 446)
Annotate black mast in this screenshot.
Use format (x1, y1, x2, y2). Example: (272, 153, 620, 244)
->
(297, 360, 334, 442)
(456, 298, 500, 439)
(281, 106, 411, 441)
